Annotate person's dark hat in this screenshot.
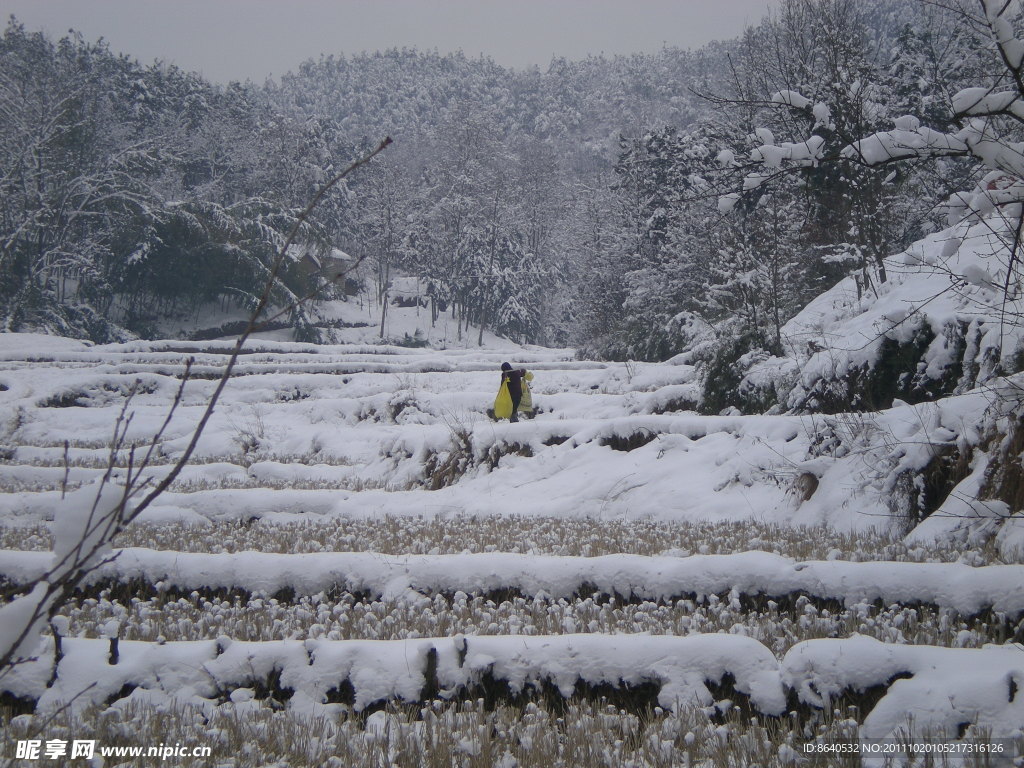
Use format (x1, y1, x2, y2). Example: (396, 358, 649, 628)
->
(501, 362, 511, 371)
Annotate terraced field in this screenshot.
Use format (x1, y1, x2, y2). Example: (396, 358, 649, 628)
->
(1, 334, 1022, 766)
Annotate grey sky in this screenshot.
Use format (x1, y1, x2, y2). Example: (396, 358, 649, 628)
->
(0, 1, 776, 83)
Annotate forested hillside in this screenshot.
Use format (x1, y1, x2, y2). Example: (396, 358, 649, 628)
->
(3, 0, 1023, 414)
(2, 0, 990, 355)
(0, 14, 723, 344)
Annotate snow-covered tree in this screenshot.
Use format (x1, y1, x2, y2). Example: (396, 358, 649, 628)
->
(725, 0, 1023, 343)
(0, 23, 154, 338)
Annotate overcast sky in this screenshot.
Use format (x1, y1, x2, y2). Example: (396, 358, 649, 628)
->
(0, 1, 776, 83)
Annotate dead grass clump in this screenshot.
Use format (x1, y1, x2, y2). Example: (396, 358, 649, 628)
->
(647, 395, 699, 415)
(790, 471, 819, 503)
(483, 441, 533, 470)
(9, 689, 1013, 768)
(37, 380, 160, 408)
(388, 393, 420, 422)
(422, 428, 474, 490)
(37, 389, 92, 408)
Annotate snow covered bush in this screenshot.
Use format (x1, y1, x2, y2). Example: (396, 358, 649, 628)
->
(698, 327, 785, 415)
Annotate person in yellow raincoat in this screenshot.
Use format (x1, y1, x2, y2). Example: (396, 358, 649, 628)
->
(494, 362, 533, 422)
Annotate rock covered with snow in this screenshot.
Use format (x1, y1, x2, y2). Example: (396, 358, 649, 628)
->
(784, 635, 1024, 752)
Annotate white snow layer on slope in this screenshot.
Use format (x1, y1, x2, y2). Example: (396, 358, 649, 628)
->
(0, 332, 1016, 542)
(741, 218, 1024, 408)
(4, 548, 1024, 616)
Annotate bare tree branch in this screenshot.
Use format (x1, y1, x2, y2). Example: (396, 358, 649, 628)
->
(0, 137, 392, 676)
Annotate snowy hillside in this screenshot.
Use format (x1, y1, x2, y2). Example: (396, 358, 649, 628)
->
(735, 219, 1024, 415)
(1, 330, 1023, 764)
(2, 333, 1019, 543)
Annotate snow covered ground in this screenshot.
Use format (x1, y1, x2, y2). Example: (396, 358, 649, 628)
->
(2, 330, 1016, 541)
(1, 325, 1023, 762)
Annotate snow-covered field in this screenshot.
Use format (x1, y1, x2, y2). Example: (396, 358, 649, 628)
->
(1, 327, 1023, 765)
(1, 329, 1013, 536)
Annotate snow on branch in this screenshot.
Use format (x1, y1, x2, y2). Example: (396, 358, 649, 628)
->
(751, 136, 826, 169)
(770, 90, 812, 109)
(941, 170, 1024, 223)
(952, 87, 1024, 120)
(768, 91, 831, 128)
(841, 117, 969, 166)
(981, 0, 1024, 70)
(720, 0, 1024, 217)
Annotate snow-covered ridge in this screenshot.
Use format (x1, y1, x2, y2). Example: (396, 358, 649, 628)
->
(5, 634, 1021, 750)
(4, 548, 1024, 617)
(3, 633, 785, 717)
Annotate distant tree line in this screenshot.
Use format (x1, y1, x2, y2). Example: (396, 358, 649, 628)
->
(577, 0, 987, 364)
(0, 2, 997, 353)
(0, 21, 340, 340)
(0, 15, 724, 344)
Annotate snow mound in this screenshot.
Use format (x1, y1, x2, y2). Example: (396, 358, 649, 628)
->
(785, 636, 1024, 752)
(5, 632, 1021, 754)
(4, 548, 1024, 617)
